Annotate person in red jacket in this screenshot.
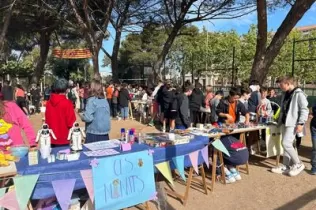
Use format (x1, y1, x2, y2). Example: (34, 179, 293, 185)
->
(45, 79, 76, 147)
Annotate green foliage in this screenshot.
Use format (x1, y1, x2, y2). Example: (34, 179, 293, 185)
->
(119, 23, 316, 83)
(119, 23, 168, 67)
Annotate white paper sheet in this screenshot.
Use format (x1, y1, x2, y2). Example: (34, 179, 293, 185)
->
(84, 139, 121, 151)
(83, 149, 120, 157)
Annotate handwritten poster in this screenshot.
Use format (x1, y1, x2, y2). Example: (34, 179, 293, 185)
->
(92, 151, 156, 210)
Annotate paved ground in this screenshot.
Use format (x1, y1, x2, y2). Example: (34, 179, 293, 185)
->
(28, 114, 316, 210)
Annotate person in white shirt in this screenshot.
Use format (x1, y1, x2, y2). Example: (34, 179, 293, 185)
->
(257, 87, 272, 119)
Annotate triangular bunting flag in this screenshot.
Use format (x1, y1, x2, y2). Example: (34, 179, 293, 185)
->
(80, 170, 94, 202)
(172, 155, 186, 181)
(155, 161, 174, 186)
(0, 188, 6, 210)
(189, 150, 199, 174)
(52, 179, 76, 210)
(14, 174, 39, 210)
(212, 139, 230, 156)
(201, 146, 210, 168)
(0, 190, 20, 210)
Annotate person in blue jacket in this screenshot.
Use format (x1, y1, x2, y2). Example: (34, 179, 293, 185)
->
(81, 79, 111, 143)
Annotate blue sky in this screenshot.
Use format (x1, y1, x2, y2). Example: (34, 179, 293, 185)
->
(99, 3, 316, 74)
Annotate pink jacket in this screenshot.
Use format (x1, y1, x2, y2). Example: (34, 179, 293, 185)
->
(3, 101, 36, 146)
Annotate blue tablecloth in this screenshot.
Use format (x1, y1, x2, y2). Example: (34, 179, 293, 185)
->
(16, 135, 209, 199)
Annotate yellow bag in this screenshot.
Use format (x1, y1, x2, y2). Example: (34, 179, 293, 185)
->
(274, 107, 281, 121)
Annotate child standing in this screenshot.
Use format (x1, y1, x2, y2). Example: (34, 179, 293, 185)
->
(257, 87, 272, 121)
(81, 80, 111, 143)
(119, 83, 130, 120)
(46, 79, 76, 147)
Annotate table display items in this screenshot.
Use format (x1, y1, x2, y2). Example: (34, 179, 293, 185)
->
(36, 123, 57, 159)
(0, 119, 17, 166)
(142, 133, 193, 147)
(68, 122, 85, 151)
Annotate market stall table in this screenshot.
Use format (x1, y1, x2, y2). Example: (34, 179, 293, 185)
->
(16, 135, 209, 200)
(206, 125, 282, 192)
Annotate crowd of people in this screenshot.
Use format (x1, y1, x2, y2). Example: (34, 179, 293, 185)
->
(102, 77, 311, 178)
(0, 75, 314, 180)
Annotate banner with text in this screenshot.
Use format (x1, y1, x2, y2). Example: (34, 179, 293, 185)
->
(92, 150, 156, 210)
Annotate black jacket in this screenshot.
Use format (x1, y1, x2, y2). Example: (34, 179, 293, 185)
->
(216, 97, 247, 123)
(189, 88, 204, 111)
(118, 88, 130, 107)
(248, 91, 260, 113)
(1, 85, 13, 101)
(175, 93, 191, 128)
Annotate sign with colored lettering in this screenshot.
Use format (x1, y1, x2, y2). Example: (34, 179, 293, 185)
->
(92, 150, 156, 210)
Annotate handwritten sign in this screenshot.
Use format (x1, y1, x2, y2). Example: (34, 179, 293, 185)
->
(92, 150, 156, 210)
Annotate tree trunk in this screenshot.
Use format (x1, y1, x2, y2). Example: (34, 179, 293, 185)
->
(111, 29, 122, 82)
(154, 22, 182, 81)
(0, 0, 16, 59)
(31, 31, 52, 84)
(250, 0, 315, 84)
(92, 48, 100, 79)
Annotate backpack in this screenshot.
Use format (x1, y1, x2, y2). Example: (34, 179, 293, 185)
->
(220, 135, 249, 166)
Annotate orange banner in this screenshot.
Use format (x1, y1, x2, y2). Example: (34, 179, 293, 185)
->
(52, 48, 92, 59)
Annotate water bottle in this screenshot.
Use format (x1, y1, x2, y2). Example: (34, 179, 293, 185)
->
(129, 130, 135, 144)
(138, 133, 143, 144)
(120, 128, 125, 141)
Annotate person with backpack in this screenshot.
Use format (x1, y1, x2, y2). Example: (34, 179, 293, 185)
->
(219, 135, 249, 183)
(175, 85, 193, 130)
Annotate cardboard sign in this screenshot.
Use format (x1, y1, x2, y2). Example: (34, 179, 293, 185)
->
(92, 151, 156, 210)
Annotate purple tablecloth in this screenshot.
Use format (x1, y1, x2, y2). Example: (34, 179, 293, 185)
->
(16, 135, 209, 199)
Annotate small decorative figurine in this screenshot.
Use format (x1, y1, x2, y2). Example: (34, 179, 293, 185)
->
(36, 123, 57, 159)
(0, 119, 16, 166)
(67, 122, 85, 151)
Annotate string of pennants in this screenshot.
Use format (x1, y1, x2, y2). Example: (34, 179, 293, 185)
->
(0, 140, 229, 210)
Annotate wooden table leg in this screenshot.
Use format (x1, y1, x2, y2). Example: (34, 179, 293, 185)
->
(211, 149, 218, 192)
(199, 166, 208, 195)
(183, 167, 194, 206)
(218, 151, 226, 184)
(129, 102, 134, 120)
(276, 155, 280, 166)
